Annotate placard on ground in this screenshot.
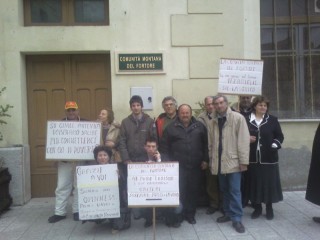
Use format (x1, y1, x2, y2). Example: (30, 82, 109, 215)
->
(77, 164, 120, 220)
(127, 162, 179, 207)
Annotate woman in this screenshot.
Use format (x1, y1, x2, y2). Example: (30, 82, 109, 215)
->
(246, 96, 284, 220)
(88, 145, 130, 233)
(305, 123, 320, 223)
(98, 108, 121, 162)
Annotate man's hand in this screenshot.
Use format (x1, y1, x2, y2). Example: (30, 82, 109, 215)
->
(201, 161, 208, 170)
(239, 164, 248, 172)
(153, 151, 161, 162)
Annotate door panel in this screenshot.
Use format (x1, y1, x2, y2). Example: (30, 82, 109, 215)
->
(27, 54, 111, 197)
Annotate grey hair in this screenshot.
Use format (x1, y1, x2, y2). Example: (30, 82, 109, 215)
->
(161, 96, 178, 108)
(213, 94, 228, 103)
(204, 96, 214, 104)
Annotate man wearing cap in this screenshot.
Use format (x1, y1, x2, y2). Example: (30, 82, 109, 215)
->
(48, 101, 86, 223)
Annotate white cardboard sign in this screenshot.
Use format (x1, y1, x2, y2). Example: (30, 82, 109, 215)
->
(127, 162, 179, 207)
(77, 164, 120, 220)
(45, 121, 101, 160)
(218, 58, 264, 95)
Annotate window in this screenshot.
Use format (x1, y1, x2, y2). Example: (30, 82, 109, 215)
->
(24, 0, 109, 26)
(261, 0, 320, 119)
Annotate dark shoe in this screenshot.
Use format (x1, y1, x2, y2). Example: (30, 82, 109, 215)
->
(48, 215, 66, 223)
(219, 207, 225, 215)
(251, 208, 262, 219)
(172, 222, 181, 228)
(312, 217, 320, 223)
(144, 220, 152, 228)
(73, 212, 79, 221)
(232, 221, 245, 233)
(206, 207, 218, 215)
(216, 215, 231, 223)
(266, 207, 274, 220)
(186, 216, 196, 224)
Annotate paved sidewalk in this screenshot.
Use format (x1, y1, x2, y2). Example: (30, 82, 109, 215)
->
(0, 191, 320, 240)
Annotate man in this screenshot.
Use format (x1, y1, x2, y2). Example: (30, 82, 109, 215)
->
(306, 123, 320, 223)
(48, 101, 85, 223)
(155, 96, 178, 141)
(160, 104, 208, 225)
(197, 96, 221, 215)
(119, 95, 155, 163)
(232, 95, 252, 118)
(210, 95, 249, 233)
(144, 136, 161, 163)
(118, 95, 155, 225)
(140, 136, 162, 227)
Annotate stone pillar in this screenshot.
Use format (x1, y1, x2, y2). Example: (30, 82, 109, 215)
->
(0, 145, 31, 205)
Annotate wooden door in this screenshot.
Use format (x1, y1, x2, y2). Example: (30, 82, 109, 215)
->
(26, 54, 111, 197)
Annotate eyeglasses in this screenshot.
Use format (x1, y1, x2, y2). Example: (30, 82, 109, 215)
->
(67, 109, 77, 112)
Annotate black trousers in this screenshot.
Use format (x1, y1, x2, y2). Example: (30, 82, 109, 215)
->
(179, 167, 202, 218)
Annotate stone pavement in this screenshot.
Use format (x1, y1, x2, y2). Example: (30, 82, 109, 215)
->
(0, 191, 320, 240)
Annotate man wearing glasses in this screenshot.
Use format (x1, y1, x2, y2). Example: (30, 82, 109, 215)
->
(48, 101, 85, 223)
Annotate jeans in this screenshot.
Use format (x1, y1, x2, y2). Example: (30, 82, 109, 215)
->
(54, 161, 79, 216)
(218, 172, 243, 222)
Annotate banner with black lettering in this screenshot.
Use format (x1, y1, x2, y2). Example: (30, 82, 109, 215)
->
(77, 164, 120, 220)
(127, 162, 179, 207)
(45, 121, 101, 160)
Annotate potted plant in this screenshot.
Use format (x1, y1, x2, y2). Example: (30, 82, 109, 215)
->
(0, 86, 13, 214)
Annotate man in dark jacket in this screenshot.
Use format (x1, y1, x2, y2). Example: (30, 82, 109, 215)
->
(118, 95, 155, 224)
(306, 123, 320, 223)
(118, 95, 155, 163)
(160, 104, 209, 224)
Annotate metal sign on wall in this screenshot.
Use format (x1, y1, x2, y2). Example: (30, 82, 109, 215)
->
(115, 52, 165, 74)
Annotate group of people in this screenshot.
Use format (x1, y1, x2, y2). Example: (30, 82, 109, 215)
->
(47, 94, 288, 234)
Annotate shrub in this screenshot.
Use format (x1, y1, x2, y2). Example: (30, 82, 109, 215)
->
(0, 87, 13, 141)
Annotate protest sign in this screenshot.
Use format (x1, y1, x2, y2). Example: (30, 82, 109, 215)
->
(45, 121, 101, 160)
(127, 162, 179, 207)
(218, 58, 264, 95)
(77, 164, 120, 220)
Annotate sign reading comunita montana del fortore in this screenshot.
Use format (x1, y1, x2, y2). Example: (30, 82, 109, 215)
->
(116, 53, 165, 74)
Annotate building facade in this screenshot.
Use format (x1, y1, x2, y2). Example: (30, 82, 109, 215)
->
(0, 0, 319, 201)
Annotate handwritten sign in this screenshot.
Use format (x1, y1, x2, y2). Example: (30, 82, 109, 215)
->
(127, 162, 179, 207)
(77, 164, 120, 220)
(218, 58, 264, 95)
(45, 121, 101, 160)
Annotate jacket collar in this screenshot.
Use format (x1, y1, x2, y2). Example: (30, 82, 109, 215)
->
(248, 113, 270, 128)
(213, 107, 233, 121)
(174, 116, 198, 128)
